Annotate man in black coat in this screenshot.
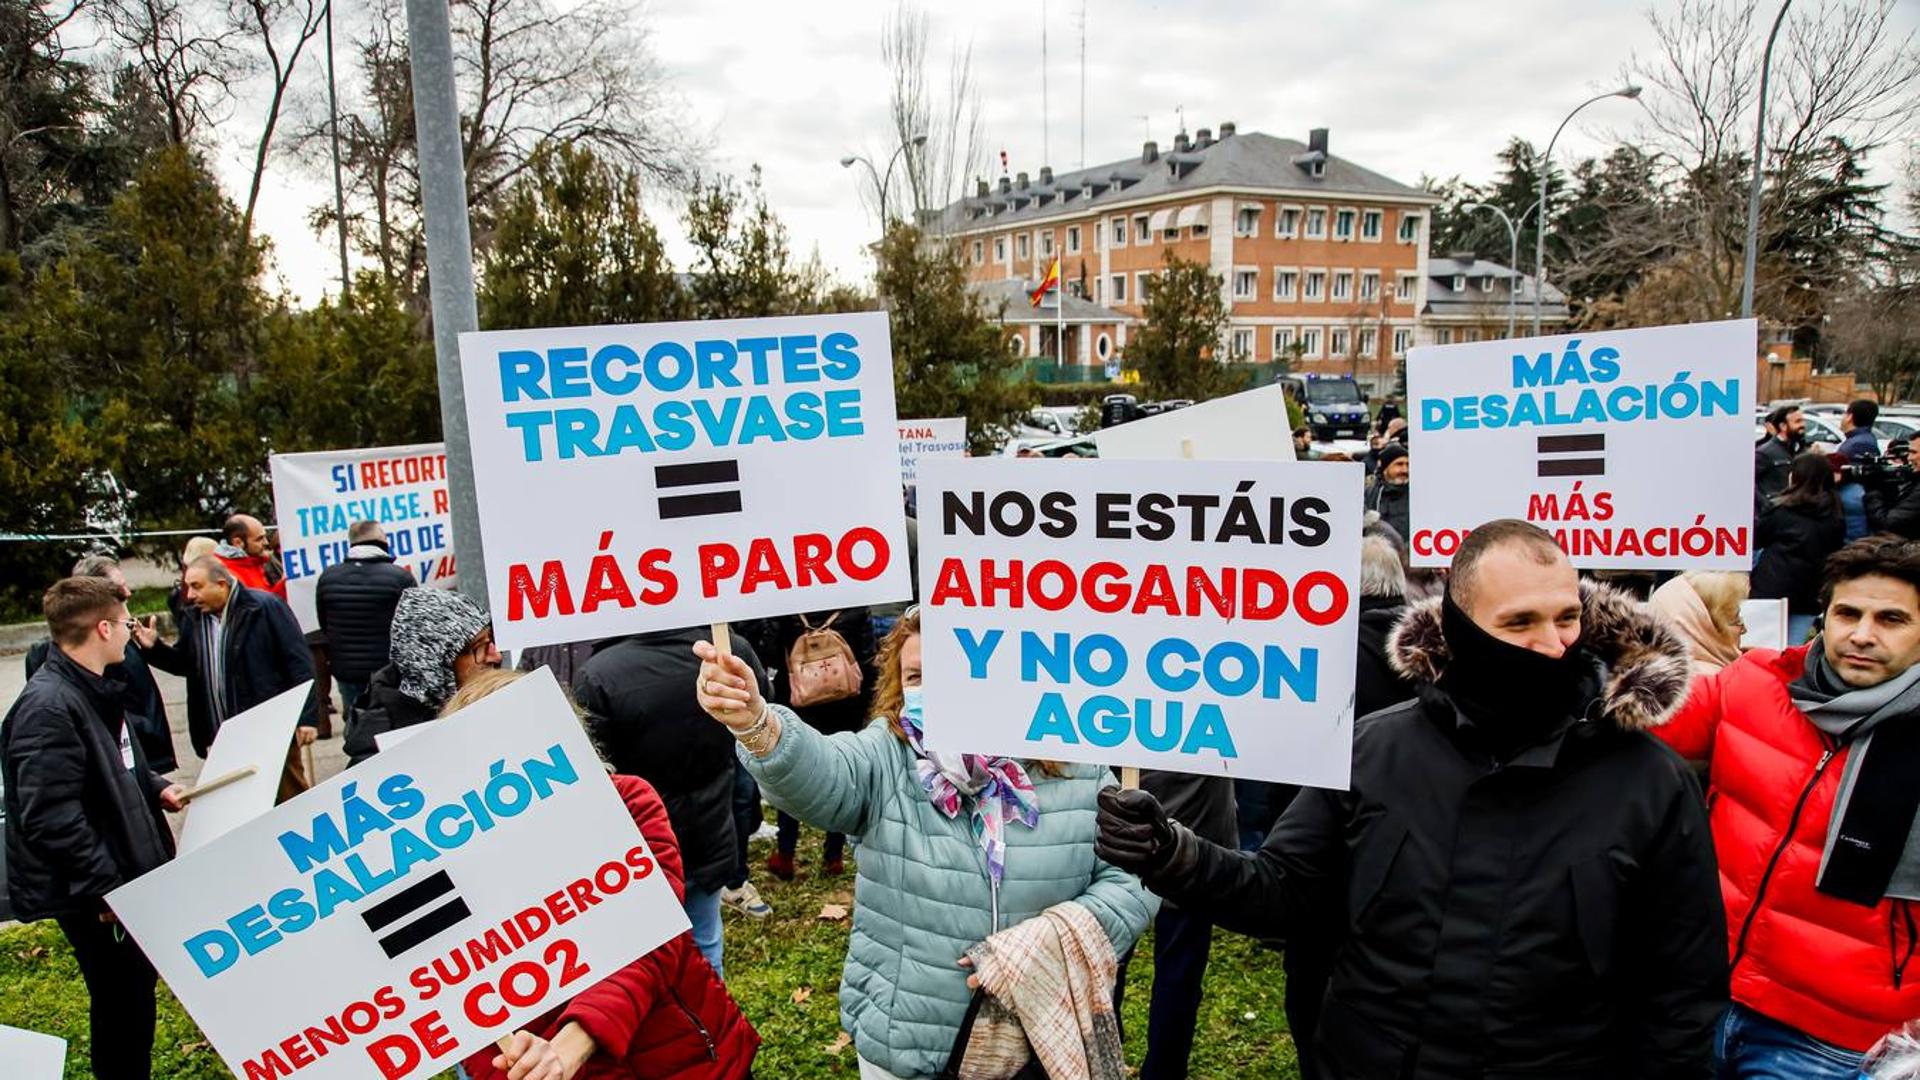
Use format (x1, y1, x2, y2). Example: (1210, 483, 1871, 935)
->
(314, 520, 415, 729)
(26, 555, 175, 772)
(573, 626, 768, 981)
(1097, 519, 1728, 1079)
(135, 556, 317, 799)
(1755, 404, 1805, 507)
(1365, 442, 1411, 544)
(1355, 535, 1417, 718)
(4, 577, 186, 1080)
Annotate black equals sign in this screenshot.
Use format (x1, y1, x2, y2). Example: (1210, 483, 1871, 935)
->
(1537, 434, 1607, 477)
(655, 459, 744, 520)
(361, 869, 470, 959)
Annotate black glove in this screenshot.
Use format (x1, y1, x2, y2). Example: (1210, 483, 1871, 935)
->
(1095, 786, 1182, 878)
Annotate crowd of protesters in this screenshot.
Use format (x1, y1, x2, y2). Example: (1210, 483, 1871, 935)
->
(10, 405, 1920, 1080)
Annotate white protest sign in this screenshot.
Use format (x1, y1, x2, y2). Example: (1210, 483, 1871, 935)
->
(270, 444, 455, 632)
(917, 457, 1360, 787)
(458, 313, 913, 650)
(898, 417, 968, 488)
(1740, 598, 1789, 651)
(1093, 385, 1297, 463)
(0, 1025, 65, 1080)
(179, 681, 310, 854)
(108, 668, 688, 1080)
(1407, 319, 1756, 570)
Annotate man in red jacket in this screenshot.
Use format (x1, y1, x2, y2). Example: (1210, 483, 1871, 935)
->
(1659, 534, 1920, 1075)
(214, 513, 286, 600)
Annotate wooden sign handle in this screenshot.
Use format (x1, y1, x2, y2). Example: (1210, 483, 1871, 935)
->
(177, 765, 257, 804)
(1120, 766, 1140, 790)
(710, 621, 733, 660)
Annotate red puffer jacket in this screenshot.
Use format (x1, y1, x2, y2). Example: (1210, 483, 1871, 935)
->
(1658, 646, 1920, 1052)
(461, 774, 758, 1080)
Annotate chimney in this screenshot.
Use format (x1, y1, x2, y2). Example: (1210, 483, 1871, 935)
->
(1039, 166, 1053, 186)
(976, 178, 989, 197)
(1173, 132, 1191, 153)
(1219, 121, 1237, 138)
(998, 176, 1011, 194)
(1016, 171, 1029, 190)
(1308, 127, 1329, 156)
(1195, 127, 1213, 149)
(1141, 140, 1159, 164)
(1449, 251, 1477, 266)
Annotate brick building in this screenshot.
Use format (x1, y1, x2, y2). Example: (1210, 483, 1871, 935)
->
(928, 124, 1440, 395)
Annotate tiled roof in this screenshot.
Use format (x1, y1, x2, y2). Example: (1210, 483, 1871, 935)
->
(1424, 255, 1568, 314)
(969, 279, 1133, 325)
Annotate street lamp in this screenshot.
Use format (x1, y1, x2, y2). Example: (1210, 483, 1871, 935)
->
(1532, 84, 1642, 334)
(1462, 202, 1519, 339)
(1742, 0, 1793, 319)
(841, 133, 928, 238)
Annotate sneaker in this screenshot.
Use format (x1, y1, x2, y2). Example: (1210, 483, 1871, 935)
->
(766, 851, 796, 881)
(750, 821, 778, 843)
(720, 882, 772, 919)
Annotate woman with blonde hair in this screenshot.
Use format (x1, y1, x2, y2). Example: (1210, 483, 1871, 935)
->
(1649, 570, 1749, 675)
(695, 607, 1156, 1079)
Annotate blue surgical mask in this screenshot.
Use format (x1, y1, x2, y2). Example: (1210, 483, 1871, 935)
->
(902, 687, 924, 724)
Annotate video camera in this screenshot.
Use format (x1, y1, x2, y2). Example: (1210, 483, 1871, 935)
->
(1838, 443, 1915, 492)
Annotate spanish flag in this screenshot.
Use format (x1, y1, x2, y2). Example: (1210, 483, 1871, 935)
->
(1029, 259, 1061, 307)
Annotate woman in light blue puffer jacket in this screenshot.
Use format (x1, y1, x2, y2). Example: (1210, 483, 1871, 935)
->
(695, 607, 1157, 1080)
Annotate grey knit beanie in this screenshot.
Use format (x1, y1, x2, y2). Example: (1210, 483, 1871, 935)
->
(389, 587, 490, 709)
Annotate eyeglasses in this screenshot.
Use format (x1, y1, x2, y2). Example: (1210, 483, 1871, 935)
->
(121, 618, 139, 632)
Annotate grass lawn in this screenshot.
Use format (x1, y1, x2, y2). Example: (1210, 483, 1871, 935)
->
(0, 835, 1300, 1078)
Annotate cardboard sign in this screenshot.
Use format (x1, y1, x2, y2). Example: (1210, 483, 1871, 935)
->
(916, 457, 1361, 787)
(0, 1025, 65, 1080)
(270, 444, 455, 632)
(108, 669, 689, 1080)
(180, 681, 311, 854)
(458, 313, 914, 650)
(1407, 319, 1756, 569)
(1739, 598, 1789, 651)
(1094, 385, 1297, 463)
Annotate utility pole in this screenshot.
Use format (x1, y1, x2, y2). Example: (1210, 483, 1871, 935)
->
(323, 0, 349, 297)
(1742, 0, 1792, 320)
(403, 0, 488, 608)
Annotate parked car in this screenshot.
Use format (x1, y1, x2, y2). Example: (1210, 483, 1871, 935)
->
(1017, 406, 1088, 440)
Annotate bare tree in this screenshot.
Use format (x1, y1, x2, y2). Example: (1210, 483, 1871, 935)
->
(100, 0, 241, 145)
(879, 1, 983, 229)
(231, 0, 324, 242)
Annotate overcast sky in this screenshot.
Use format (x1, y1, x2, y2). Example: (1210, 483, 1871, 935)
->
(222, 0, 1919, 306)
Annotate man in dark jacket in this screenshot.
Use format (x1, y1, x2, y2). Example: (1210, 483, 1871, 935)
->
(1365, 442, 1411, 544)
(1097, 519, 1728, 1079)
(4, 577, 186, 1080)
(135, 556, 317, 800)
(27, 555, 175, 772)
(346, 587, 498, 765)
(1838, 398, 1880, 462)
(1356, 535, 1417, 717)
(1756, 405, 1805, 507)
(574, 626, 769, 981)
(314, 520, 414, 729)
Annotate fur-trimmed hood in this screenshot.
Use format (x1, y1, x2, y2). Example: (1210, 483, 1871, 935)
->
(1385, 581, 1695, 733)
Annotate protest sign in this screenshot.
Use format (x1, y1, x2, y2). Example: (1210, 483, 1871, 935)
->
(1407, 319, 1756, 570)
(179, 682, 311, 854)
(0, 1025, 65, 1080)
(270, 444, 455, 632)
(1094, 385, 1297, 463)
(916, 457, 1361, 787)
(458, 313, 914, 650)
(108, 668, 689, 1080)
(1740, 598, 1789, 651)
(899, 417, 967, 518)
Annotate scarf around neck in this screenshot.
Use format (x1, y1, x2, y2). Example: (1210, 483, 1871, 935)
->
(1436, 593, 1594, 760)
(898, 689, 1038, 886)
(1792, 648, 1920, 905)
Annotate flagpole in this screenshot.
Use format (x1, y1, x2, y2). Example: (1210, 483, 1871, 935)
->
(1056, 275, 1065, 370)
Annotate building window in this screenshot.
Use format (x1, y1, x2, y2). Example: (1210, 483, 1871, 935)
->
(995, 237, 1007, 262)
(1235, 206, 1260, 236)
(1231, 328, 1254, 359)
(1359, 328, 1378, 356)
(1436, 328, 1453, 345)
(971, 239, 983, 265)
(1110, 274, 1128, 303)
(1330, 328, 1350, 356)
(1334, 208, 1356, 241)
(1393, 328, 1413, 356)
(1111, 216, 1129, 247)
(1274, 270, 1298, 301)
(1273, 327, 1295, 354)
(1017, 234, 1030, 260)
(1398, 213, 1422, 243)
(1233, 269, 1257, 300)
(1134, 214, 1150, 243)
(1396, 273, 1417, 301)
(1360, 271, 1380, 300)
(1067, 225, 1081, 253)
(1163, 223, 1180, 242)
(1479, 275, 1495, 293)
(1361, 209, 1383, 241)
(1451, 274, 1466, 292)
(1304, 271, 1327, 301)
(1039, 231, 1053, 257)
(1301, 327, 1323, 358)
(1276, 206, 1300, 238)
(1138, 271, 1157, 302)
(1191, 221, 1209, 238)
(1331, 272, 1354, 301)
(1305, 208, 1327, 239)
(1097, 333, 1113, 360)
(1464, 329, 1482, 343)
(1011, 334, 1026, 357)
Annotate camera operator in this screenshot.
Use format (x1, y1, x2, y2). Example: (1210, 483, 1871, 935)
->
(1865, 439, 1920, 539)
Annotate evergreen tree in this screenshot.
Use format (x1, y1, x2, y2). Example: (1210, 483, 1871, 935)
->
(1125, 253, 1242, 402)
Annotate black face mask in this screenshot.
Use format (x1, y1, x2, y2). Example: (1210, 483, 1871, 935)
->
(1437, 592, 1592, 757)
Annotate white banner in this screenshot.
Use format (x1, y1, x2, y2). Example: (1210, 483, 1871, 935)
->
(1093, 385, 1297, 463)
(916, 457, 1361, 787)
(270, 444, 455, 633)
(108, 669, 689, 1080)
(898, 417, 968, 487)
(179, 681, 309, 854)
(458, 313, 913, 650)
(1407, 319, 1757, 570)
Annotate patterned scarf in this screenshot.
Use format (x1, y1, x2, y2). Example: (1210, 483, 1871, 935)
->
(899, 688, 1039, 886)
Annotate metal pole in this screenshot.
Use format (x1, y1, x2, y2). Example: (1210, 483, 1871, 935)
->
(1534, 86, 1641, 335)
(323, 0, 350, 298)
(404, 0, 488, 609)
(1743, 0, 1792, 320)
(1465, 202, 1519, 339)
